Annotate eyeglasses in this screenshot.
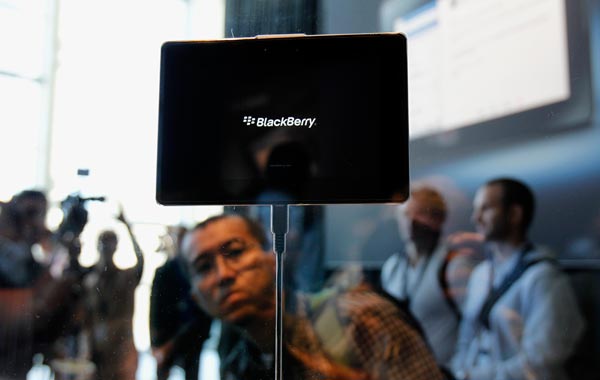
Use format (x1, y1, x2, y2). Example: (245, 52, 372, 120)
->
(191, 238, 257, 279)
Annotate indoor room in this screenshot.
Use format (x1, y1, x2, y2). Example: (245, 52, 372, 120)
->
(1, 0, 599, 379)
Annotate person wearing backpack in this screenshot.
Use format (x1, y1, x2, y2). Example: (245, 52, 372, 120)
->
(452, 178, 583, 380)
(381, 186, 484, 366)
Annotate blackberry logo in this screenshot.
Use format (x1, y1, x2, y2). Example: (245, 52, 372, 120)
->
(243, 116, 257, 126)
(242, 116, 317, 128)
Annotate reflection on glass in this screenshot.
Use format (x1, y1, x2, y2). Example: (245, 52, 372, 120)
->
(1, 0, 600, 379)
(184, 213, 444, 380)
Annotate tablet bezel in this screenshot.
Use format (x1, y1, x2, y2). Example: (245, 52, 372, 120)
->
(156, 33, 409, 205)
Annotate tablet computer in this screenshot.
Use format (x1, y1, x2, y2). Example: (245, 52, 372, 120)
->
(156, 33, 408, 205)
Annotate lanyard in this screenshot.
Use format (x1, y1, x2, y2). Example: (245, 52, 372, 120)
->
(400, 253, 433, 307)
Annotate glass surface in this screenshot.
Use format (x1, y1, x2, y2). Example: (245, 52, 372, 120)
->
(1, 0, 600, 379)
(0, 76, 44, 199)
(0, 1, 47, 78)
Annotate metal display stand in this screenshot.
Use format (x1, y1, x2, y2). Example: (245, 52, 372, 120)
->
(270, 204, 289, 380)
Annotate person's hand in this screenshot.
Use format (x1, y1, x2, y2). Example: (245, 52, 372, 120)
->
(152, 340, 175, 369)
(115, 206, 128, 226)
(445, 231, 484, 250)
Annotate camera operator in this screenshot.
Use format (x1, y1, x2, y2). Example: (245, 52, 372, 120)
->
(0, 190, 97, 379)
(83, 207, 144, 380)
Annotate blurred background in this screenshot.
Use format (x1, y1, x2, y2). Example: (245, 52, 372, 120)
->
(1, 0, 599, 379)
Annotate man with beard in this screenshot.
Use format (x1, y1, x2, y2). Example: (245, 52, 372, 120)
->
(381, 186, 479, 366)
(451, 178, 583, 380)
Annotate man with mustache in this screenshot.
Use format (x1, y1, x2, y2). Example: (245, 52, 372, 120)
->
(183, 213, 443, 380)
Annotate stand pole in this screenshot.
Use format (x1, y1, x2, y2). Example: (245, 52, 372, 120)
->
(271, 204, 289, 380)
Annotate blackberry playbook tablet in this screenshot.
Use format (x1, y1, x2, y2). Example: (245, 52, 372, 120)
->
(156, 33, 408, 205)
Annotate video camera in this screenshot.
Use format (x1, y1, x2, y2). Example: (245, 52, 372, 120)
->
(57, 194, 106, 240)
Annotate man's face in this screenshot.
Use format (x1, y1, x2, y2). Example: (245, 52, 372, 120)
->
(20, 198, 47, 243)
(396, 195, 444, 250)
(98, 236, 117, 257)
(186, 216, 275, 326)
(402, 196, 445, 233)
(472, 184, 510, 242)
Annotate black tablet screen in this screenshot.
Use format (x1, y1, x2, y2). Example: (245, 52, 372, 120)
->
(157, 33, 408, 205)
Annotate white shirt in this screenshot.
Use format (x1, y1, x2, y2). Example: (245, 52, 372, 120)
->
(381, 245, 472, 364)
(452, 246, 584, 380)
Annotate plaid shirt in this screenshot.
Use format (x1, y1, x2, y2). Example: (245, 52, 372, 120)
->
(220, 284, 443, 380)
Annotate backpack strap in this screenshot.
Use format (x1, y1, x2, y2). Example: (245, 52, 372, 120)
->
(477, 243, 553, 329)
(438, 249, 463, 320)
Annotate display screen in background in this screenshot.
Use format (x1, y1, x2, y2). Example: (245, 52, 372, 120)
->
(395, 0, 570, 138)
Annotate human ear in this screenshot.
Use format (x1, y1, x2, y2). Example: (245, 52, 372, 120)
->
(508, 205, 524, 228)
